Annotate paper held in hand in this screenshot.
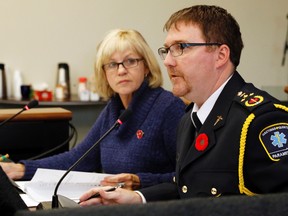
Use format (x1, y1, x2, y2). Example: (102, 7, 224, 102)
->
(20, 168, 113, 203)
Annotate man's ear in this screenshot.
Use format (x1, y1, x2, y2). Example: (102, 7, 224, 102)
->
(216, 44, 230, 68)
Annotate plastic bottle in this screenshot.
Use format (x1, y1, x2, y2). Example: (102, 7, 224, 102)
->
(88, 73, 100, 101)
(78, 77, 89, 101)
(13, 70, 22, 100)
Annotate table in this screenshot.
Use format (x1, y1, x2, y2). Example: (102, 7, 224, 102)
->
(0, 107, 72, 162)
(0, 97, 106, 148)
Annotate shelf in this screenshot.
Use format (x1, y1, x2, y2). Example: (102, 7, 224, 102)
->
(0, 95, 107, 107)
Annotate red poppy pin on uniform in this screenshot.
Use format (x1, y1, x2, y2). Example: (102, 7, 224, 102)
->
(195, 133, 209, 151)
(136, 130, 144, 139)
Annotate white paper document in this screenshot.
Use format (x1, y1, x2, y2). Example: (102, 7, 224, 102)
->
(19, 193, 40, 207)
(19, 168, 113, 203)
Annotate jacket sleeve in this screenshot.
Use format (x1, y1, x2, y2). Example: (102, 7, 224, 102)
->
(238, 100, 288, 194)
(136, 96, 185, 187)
(140, 182, 180, 202)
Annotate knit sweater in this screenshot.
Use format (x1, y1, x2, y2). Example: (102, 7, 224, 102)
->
(21, 81, 185, 188)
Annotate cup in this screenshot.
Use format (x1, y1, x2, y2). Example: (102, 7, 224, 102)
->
(21, 85, 31, 100)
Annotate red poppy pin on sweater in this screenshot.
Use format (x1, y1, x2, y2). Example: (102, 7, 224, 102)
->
(195, 133, 209, 151)
(136, 130, 144, 139)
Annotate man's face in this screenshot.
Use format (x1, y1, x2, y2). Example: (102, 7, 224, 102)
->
(163, 23, 221, 106)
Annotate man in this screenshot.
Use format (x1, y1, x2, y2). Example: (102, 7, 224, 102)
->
(79, 5, 288, 205)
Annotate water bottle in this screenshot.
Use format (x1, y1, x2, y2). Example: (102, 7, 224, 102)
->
(78, 77, 89, 101)
(13, 70, 22, 100)
(88, 73, 100, 101)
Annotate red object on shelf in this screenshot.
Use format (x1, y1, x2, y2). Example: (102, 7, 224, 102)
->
(34, 90, 53, 101)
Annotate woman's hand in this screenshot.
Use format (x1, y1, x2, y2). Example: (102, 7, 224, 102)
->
(79, 187, 142, 206)
(100, 173, 141, 190)
(0, 162, 25, 180)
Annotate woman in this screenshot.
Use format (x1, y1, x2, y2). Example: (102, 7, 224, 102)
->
(0, 29, 185, 189)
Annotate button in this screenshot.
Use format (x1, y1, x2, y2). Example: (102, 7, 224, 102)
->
(173, 176, 176, 183)
(182, 185, 188, 193)
(211, 187, 217, 195)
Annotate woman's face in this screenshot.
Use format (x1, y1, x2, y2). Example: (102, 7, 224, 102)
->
(104, 50, 149, 102)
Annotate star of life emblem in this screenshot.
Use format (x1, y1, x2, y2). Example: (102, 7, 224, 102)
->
(271, 131, 287, 148)
(259, 123, 288, 160)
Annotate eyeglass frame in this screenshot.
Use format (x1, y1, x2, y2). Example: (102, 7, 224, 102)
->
(102, 58, 144, 72)
(158, 42, 222, 60)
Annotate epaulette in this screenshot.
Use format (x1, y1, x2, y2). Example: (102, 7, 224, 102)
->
(234, 84, 288, 196)
(234, 83, 274, 114)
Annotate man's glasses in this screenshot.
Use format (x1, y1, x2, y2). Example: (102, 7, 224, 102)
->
(158, 42, 222, 60)
(103, 58, 144, 72)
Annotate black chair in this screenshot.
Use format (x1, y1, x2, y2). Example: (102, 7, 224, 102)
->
(0, 166, 28, 216)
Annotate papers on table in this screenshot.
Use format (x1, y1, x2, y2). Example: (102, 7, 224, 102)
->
(19, 193, 39, 207)
(16, 168, 113, 206)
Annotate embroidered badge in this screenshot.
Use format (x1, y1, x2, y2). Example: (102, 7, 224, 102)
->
(195, 133, 209, 151)
(244, 95, 264, 107)
(136, 130, 144, 139)
(259, 123, 288, 161)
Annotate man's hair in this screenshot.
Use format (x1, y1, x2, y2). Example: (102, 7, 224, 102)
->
(164, 5, 244, 67)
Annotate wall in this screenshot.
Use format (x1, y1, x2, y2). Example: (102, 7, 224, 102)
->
(0, 0, 288, 100)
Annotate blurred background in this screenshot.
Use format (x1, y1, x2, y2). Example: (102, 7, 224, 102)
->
(0, 0, 287, 99)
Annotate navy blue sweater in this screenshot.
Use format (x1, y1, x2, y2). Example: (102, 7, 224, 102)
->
(21, 81, 185, 188)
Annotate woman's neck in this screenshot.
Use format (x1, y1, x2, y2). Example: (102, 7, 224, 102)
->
(119, 94, 132, 109)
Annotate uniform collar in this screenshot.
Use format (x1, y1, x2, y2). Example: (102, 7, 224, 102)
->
(191, 74, 233, 125)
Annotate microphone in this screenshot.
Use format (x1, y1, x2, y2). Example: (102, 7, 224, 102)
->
(0, 99, 39, 128)
(51, 109, 132, 208)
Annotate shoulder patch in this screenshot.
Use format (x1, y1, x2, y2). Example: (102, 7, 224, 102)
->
(236, 91, 269, 112)
(259, 123, 288, 161)
(234, 83, 272, 115)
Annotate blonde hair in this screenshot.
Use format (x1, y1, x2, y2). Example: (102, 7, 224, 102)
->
(94, 29, 163, 99)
